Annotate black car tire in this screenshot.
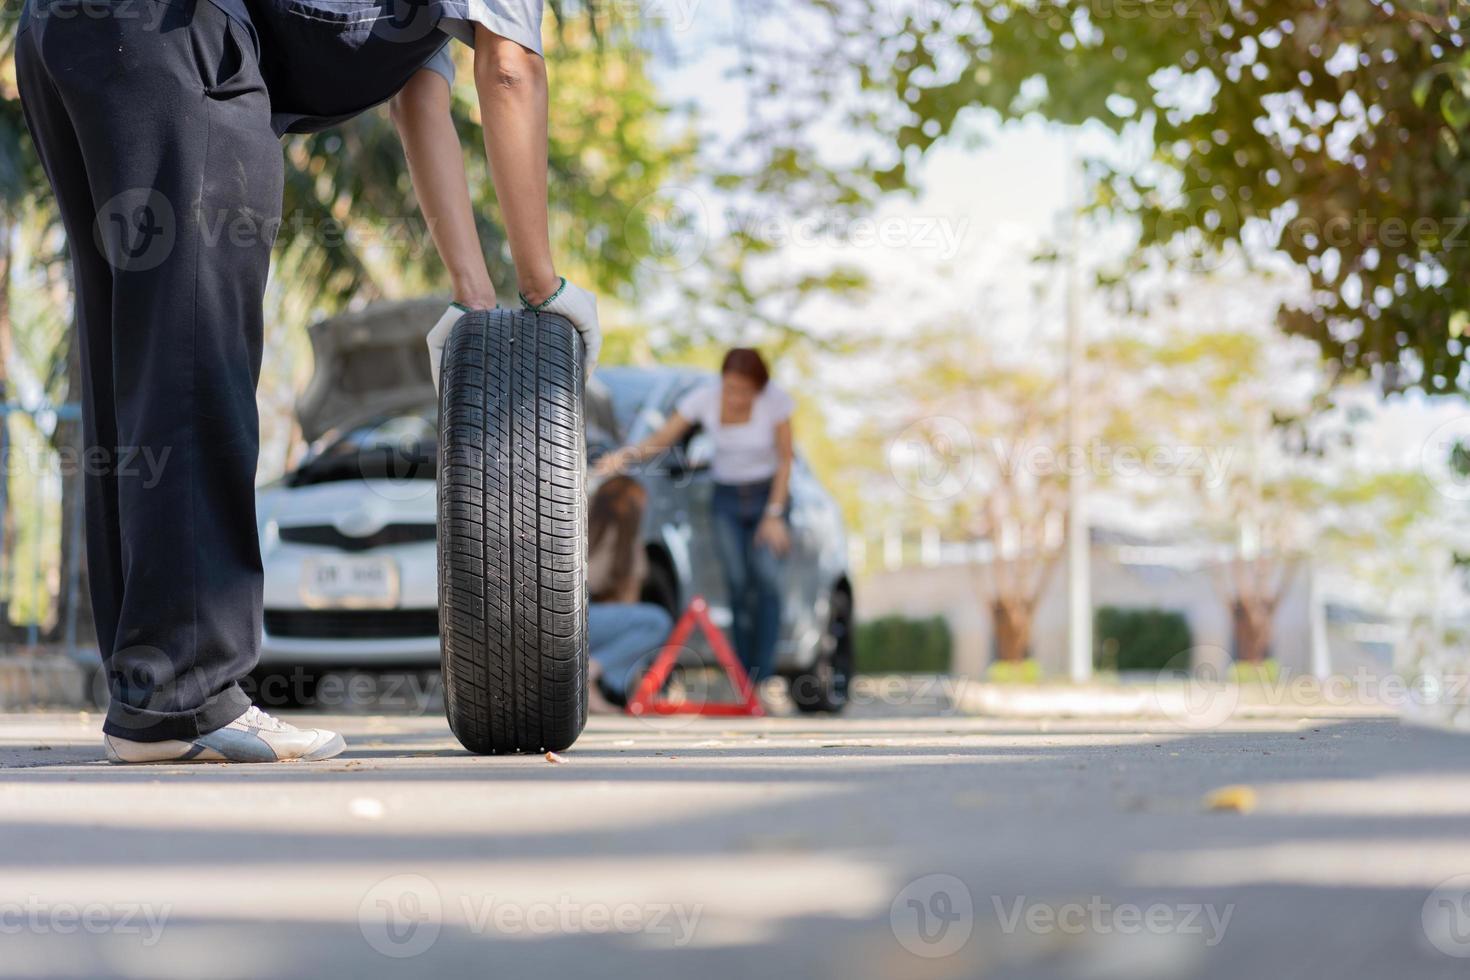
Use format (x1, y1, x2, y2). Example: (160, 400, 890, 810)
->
(437, 309, 588, 754)
(789, 587, 854, 714)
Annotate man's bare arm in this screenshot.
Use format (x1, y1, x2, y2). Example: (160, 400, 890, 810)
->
(389, 67, 497, 310)
(472, 27, 559, 305)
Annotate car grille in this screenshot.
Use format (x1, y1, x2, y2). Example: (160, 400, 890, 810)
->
(264, 609, 439, 640)
(277, 523, 436, 552)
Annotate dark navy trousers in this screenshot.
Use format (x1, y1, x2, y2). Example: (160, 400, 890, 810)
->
(18, 0, 281, 740)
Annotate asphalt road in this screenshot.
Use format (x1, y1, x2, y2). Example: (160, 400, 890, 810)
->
(2, 701, 1469, 979)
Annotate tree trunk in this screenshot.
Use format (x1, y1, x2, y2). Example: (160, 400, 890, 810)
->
(992, 597, 1033, 663)
(1232, 597, 1273, 663)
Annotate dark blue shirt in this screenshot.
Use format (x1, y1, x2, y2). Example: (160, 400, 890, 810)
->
(244, 0, 452, 135)
(209, 0, 251, 28)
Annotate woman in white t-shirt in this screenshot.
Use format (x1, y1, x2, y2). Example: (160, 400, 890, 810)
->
(596, 349, 795, 683)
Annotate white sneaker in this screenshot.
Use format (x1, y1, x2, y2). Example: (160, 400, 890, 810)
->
(103, 706, 346, 764)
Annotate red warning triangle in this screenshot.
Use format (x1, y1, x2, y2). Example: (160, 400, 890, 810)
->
(625, 596, 764, 717)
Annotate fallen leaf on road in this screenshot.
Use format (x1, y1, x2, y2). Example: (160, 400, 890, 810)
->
(1204, 785, 1258, 813)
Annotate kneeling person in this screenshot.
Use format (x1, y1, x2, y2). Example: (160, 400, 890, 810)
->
(587, 477, 673, 712)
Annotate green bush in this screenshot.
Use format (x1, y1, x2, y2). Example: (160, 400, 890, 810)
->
(1094, 607, 1193, 674)
(856, 615, 952, 674)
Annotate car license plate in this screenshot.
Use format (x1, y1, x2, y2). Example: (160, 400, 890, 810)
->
(300, 555, 399, 609)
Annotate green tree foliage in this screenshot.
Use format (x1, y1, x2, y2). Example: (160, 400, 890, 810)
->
(742, 0, 1470, 392)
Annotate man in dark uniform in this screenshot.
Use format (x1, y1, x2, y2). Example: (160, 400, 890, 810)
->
(16, 0, 346, 761)
(17, 0, 599, 763)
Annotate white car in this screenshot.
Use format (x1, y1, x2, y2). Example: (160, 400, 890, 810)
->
(256, 422, 440, 667)
(256, 299, 446, 669)
(256, 299, 856, 712)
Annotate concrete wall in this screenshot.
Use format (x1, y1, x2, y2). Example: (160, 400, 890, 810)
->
(857, 551, 1315, 679)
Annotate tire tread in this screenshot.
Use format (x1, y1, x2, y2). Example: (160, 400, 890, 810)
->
(438, 310, 587, 753)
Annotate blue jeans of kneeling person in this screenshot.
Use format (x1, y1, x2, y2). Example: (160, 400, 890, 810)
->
(711, 479, 786, 684)
(590, 603, 674, 704)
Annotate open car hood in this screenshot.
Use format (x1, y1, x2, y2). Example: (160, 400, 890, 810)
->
(297, 297, 444, 443)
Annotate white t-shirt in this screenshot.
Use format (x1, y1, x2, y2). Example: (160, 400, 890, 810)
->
(675, 381, 794, 485)
(423, 2, 546, 87)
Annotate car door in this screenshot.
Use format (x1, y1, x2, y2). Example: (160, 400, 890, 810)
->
(583, 379, 622, 468)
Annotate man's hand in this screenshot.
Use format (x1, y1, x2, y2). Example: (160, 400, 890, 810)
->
(523, 278, 602, 379)
(428, 302, 485, 390)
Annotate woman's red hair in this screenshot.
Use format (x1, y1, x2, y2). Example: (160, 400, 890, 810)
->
(720, 348, 770, 390)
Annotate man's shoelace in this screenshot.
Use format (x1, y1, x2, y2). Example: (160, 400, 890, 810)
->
(236, 705, 291, 733)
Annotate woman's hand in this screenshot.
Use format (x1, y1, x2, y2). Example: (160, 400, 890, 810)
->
(591, 447, 633, 480)
(523, 277, 602, 379)
(756, 515, 791, 557)
(593, 413, 692, 480)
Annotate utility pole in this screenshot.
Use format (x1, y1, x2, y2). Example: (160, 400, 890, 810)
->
(1065, 141, 1093, 684)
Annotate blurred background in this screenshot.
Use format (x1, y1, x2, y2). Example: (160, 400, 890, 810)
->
(0, 0, 1466, 698)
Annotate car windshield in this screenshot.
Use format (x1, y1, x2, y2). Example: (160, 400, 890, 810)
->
(292, 408, 437, 486)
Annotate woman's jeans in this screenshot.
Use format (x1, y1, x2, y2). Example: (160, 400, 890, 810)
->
(711, 480, 786, 684)
(589, 603, 674, 702)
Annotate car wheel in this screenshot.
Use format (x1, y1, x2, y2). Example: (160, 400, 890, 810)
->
(437, 309, 588, 754)
(790, 587, 853, 714)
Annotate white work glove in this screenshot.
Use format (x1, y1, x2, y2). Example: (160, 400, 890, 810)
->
(427, 301, 470, 390)
(521, 278, 602, 379)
